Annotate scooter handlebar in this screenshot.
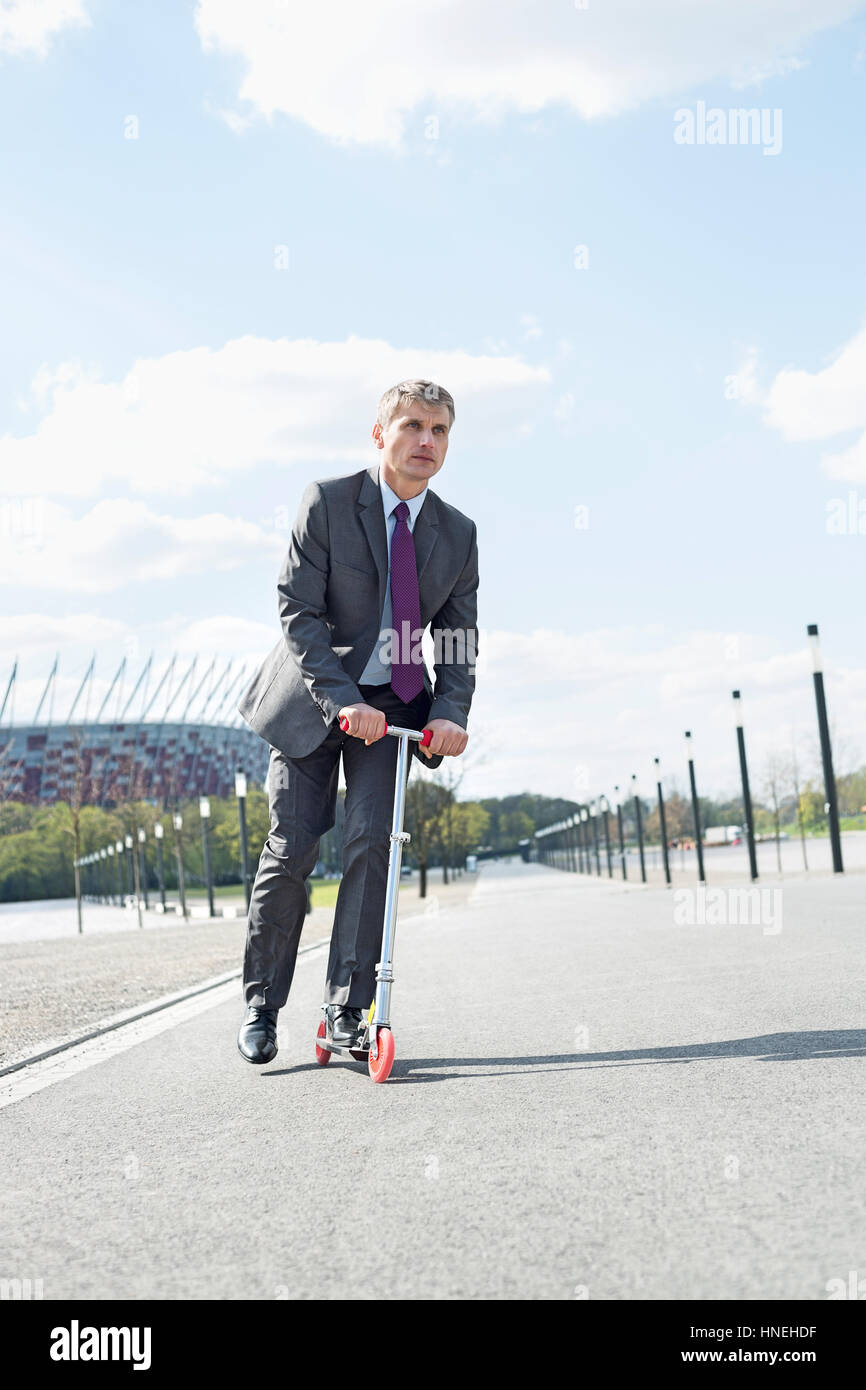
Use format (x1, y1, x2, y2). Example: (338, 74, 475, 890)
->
(339, 716, 432, 746)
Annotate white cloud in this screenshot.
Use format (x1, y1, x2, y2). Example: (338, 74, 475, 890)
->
(0, 0, 89, 56)
(0, 612, 126, 652)
(459, 624, 864, 802)
(0, 496, 284, 592)
(727, 346, 762, 404)
(194, 0, 861, 147)
(0, 335, 550, 497)
(761, 322, 866, 481)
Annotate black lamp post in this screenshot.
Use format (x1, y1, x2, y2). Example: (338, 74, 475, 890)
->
(173, 812, 188, 921)
(614, 785, 627, 880)
(807, 624, 844, 874)
(685, 731, 705, 884)
(653, 757, 671, 886)
(107, 842, 118, 905)
(599, 795, 613, 877)
(154, 821, 167, 911)
(732, 690, 759, 881)
(126, 832, 143, 929)
(200, 796, 215, 918)
(123, 834, 135, 898)
(114, 839, 125, 902)
(631, 774, 646, 883)
(566, 816, 577, 873)
(235, 767, 252, 908)
(590, 800, 601, 876)
(137, 826, 149, 910)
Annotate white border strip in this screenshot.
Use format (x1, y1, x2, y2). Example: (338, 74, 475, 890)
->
(0, 940, 329, 1113)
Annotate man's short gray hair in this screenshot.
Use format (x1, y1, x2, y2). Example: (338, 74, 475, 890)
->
(376, 379, 455, 430)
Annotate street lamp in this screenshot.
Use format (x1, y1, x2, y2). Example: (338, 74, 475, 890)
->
(599, 795, 613, 877)
(653, 757, 671, 886)
(589, 799, 601, 876)
(122, 835, 134, 898)
(125, 832, 143, 929)
(684, 731, 705, 884)
(173, 812, 188, 921)
(631, 774, 646, 883)
(137, 826, 149, 910)
(199, 796, 215, 919)
(107, 841, 118, 906)
(235, 767, 251, 908)
(732, 691, 759, 881)
(564, 815, 575, 873)
(613, 784, 627, 880)
(807, 625, 843, 873)
(153, 821, 167, 911)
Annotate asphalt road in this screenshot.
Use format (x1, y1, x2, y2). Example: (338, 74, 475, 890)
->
(1, 861, 863, 1300)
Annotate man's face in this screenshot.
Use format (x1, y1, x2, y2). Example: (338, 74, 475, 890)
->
(373, 400, 451, 494)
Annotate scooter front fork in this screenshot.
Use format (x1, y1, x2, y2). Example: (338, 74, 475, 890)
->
(369, 824, 410, 1056)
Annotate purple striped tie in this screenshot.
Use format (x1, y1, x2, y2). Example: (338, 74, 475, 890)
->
(389, 501, 424, 702)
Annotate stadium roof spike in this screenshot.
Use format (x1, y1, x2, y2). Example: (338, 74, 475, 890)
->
(141, 653, 176, 721)
(95, 655, 126, 723)
(0, 659, 17, 726)
(212, 663, 247, 724)
(119, 652, 153, 722)
(33, 653, 59, 725)
(162, 655, 197, 721)
(197, 656, 234, 723)
(182, 656, 216, 723)
(66, 652, 96, 725)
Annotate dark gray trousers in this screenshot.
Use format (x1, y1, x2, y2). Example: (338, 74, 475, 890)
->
(242, 683, 431, 1011)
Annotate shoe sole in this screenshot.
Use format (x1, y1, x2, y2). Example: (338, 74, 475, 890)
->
(237, 1040, 278, 1065)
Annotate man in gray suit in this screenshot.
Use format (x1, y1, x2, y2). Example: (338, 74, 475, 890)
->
(236, 379, 478, 1063)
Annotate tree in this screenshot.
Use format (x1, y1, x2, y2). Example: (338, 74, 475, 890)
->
(761, 751, 788, 874)
(404, 775, 451, 898)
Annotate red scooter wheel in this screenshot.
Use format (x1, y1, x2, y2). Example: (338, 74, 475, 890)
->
(315, 1019, 331, 1066)
(368, 1027, 395, 1083)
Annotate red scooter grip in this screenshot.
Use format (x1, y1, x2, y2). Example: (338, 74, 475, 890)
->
(339, 716, 433, 746)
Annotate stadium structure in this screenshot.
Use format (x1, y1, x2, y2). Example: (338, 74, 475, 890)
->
(0, 653, 269, 807)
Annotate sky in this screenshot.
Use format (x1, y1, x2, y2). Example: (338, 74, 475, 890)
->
(1, 0, 865, 806)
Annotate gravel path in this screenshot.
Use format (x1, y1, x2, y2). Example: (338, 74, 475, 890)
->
(0, 869, 481, 1068)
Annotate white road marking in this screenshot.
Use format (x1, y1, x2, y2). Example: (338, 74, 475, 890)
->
(0, 941, 329, 1113)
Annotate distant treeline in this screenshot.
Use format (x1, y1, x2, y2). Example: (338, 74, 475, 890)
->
(2, 768, 865, 902)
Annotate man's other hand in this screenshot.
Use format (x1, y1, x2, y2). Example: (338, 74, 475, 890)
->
(338, 704, 388, 745)
(419, 718, 468, 759)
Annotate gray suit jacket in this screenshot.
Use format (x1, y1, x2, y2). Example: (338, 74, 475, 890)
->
(237, 462, 479, 770)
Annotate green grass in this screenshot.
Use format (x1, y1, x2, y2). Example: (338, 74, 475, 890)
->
(309, 880, 340, 909)
(769, 816, 866, 838)
(184, 878, 341, 907)
(183, 876, 428, 910)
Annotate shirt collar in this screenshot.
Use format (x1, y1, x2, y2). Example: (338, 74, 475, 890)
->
(378, 466, 427, 527)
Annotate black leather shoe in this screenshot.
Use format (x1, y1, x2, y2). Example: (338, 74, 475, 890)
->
(237, 1006, 278, 1064)
(327, 1005, 364, 1047)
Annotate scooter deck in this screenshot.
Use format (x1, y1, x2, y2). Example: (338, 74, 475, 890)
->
(317, 1023, 371, 1059)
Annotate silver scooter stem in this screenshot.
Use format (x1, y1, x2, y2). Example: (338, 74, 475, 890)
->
(371, 723, 427, 1033)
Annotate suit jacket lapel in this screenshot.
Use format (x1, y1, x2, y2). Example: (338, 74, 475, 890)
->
(412, 489, 439, 586)
(358, 464, 388, 617)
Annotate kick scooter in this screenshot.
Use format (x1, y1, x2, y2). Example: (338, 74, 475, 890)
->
(314, 719, 433, 1084)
